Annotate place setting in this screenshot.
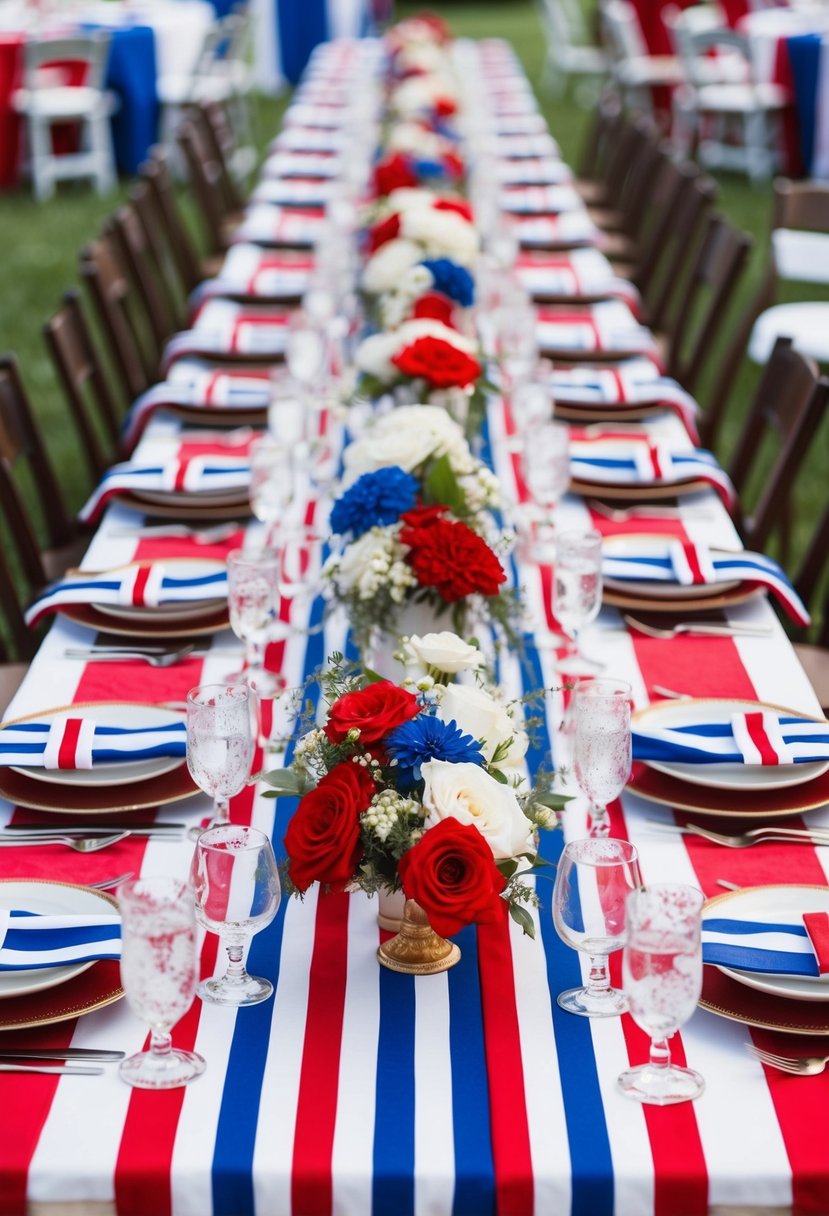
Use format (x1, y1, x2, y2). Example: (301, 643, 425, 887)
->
(535, 299, 662, 363)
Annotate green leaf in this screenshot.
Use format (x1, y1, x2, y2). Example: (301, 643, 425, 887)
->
(488, 765, 509, 785)
(531, 792, 574, 811)
(509, 902, 536, 939)
(257, 769, 312, 797)
(424, 453, 467, 516)
(361, 665, 385, 684)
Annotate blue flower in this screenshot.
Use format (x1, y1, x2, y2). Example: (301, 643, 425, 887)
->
(420, 258, 475, 308)
(329, 467, 419, 539)
(385, 714, 485, 789)
(412, 157, 449, 180)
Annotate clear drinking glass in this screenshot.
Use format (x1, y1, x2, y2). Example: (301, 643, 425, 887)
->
(118, 876, 205, 1089)
(523, 421, 570, 561)
(619, 884, 705, 1105)
(286, 309, 330, 393)
(573, 678, 632, 838)
(277, 537, 324, 638)
(553, 529, 603, 673)
(186, 683, 253, 839)
(191, 824, 281, 1006)
(249, 436, 294, 549)
(226, 548, 282, 691)
(553, 837, 641, 1017)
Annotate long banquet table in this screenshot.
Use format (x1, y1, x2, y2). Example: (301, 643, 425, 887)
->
(2, 31, 829, 1216)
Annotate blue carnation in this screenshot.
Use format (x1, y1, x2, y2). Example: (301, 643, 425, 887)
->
(420, 258, 475, 308)
(385, 715, 485, 789)
(412, 158, 449, 181)
(329, 466, 419, 539)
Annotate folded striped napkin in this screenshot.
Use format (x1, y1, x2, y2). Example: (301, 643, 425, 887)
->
(261, 151, 341, 180)
(703, 911, 829, 977)
(123, 362, 272, 448)
(570, 439, 736, 508)
(191, 246, 314, 308)
(232, 204, 326, 249)
(497, 157, 570, 185)
(514, 211, 599, 248)
(283, 103, 346, 129)
(633, 709, 828, 765)
(0, 714, 186, 768)
(536, 301, 659, 359)
(604, 539, 809, 625)
(78, 454, 250, 524)
(515, 249, 642, 312)
(500, 185, 584, 214)
(274, 126, 345, 153)
(162, 300, 290, 373)
(547, 358, 700, 441)
(495, 133, 560, 160)
(0, 910, 121, 970)
(251, 178, 332, 208)
(25, 562, 228, 626)
(494, 113, 547, 136)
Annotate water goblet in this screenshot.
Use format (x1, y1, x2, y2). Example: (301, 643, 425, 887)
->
(186, 683, 253, 839)
(618, 883, 705, 1105)
(523, 421, 570, 561)
(249, 435, 293, 550)
(118, 876, 205, 1089)
(553, 529, 603, 674)
(286, 309, 330, 393)
(552, 837, 641, 1017)
(573, 678, 632, 838)
(191, 824, 281, 1006)
(277, 537, 324, 638)
(226, 548, 282, 691)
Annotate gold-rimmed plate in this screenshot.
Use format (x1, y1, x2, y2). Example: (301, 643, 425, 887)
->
(0, 881, 118, 1001)
(604, 584, 761, 614)
(699, 964, 829, 1036)
(0, 757, 198, 814)
(570, 474, 713, 502)
(61, 602, 229, 638)
(0, 960, 123, 1031)
(633, 697, 829, 792)
(626, 760, 829, 819)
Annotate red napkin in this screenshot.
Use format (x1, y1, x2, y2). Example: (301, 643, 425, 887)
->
(803, 912, 829, 974)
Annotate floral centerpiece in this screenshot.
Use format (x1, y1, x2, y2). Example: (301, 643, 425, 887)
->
(265, 649, 566, 963)
(322, 406, 515, 650)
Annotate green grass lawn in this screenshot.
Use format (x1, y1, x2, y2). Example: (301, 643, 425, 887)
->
(0, 1, 825, 632)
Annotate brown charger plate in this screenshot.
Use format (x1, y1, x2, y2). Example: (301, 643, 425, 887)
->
(539, 345, 658, 364)
(115, 493, 253, 522)
(626, 760, 829, 819)
(160, 401, 270, 429)
(570, 475, 711, 502)
(0, 960, 123, 1031)
(0, 758, 198, 815)
(61, 601, 229, 638)
(555, 401, 668, 424)
(603, 583, 762, 615)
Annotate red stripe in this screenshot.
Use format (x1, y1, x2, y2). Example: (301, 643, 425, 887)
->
(744, 712, 779, 766)
(131, 566, 153, 606)
(290, 891, 350, 1216)
(477, 905, 534, 1216)
(56, 717, 83, 769)
(203, 370, 222, 405)
(608, 368, 626, 401)
(647, 443, 663, 480)
(680, 542, 706, 586)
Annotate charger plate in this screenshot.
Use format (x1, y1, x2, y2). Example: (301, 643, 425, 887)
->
(570, 474, 711, 501)
(0, 960, 123, 1031)
(0, 759, 198, 814)
(603, 584, 761, 614)
(700, 966, 829, 1035)
(61, 602, 229, 638)
(626, 760, 829, 819)
(0, 881, 118, 1001)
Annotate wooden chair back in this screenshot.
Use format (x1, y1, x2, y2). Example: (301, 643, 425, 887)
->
(140, 149, 205, 296)
(642, 170, 718, 331)
(728, 337, 829, 563)
(177, 118, 231, 256)
(80, 230, 156, 400)
(43, 290, 123, 481)
(128, 177, 187, 328)
(794, 501, 829, 649)
(110, 204, 178, 349)
(196, 100, 245, 214)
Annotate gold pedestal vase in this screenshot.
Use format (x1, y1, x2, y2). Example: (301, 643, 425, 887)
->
(377, 898, 461, 975)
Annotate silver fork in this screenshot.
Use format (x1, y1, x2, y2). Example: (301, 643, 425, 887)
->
(588, 500, 712, 523)
(645, 820, 829, 848)
(108, 523, 240, 544)
(63, 645, 208, 667)
(747, 1045, 829, 1076)
(88, 872, 133, 890)
(0, 832, 129, 852)
(624, 615, 772, 639)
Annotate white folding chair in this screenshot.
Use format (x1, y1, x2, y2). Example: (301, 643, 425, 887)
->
(12, 32, 117, 201)
(536, 0, 609, 104)
(600, 0, 684, 117)
(157, 18, 236, 149)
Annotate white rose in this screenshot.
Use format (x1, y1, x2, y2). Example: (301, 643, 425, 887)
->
(386, 123, 449, 160)
(437, 684, 529, 769)
(355, 331, 405, 383)
(421, 760, 534, 860)
(362, 239, 421, 295)
(399, 208, 479, 264)
(404, 631, 485, 677)
(394, 317, 477, 355)
(385, 187, 439, 213)
(343, 403, 469, 481)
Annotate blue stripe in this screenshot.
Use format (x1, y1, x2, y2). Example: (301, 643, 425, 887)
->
(448, 924, 496, 1216)
(702, 945, 817, 978)
(704, 918, 808, 938)
(373, 968, 416, 1215)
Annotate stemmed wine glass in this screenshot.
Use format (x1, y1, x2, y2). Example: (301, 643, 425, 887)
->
(118, 876, 205, 1089)
(277, 537, 324, 638)
(618, 883, 705, 1105)
(249, 435, 294, 550)
(552, 837, 641, 1017)
(191, 824, 281, 1006)
(553, 529, 603, 673)
(522, 421, 570, 562)
(572, 678, 632, 838)
(186, 683, 253, 839)
(226, 548, 282, 692)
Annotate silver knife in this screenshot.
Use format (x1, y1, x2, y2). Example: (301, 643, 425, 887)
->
(0, 1062, 104, 1075)
(3, 825, 185, 836)
(0, 1048, 124, 1061)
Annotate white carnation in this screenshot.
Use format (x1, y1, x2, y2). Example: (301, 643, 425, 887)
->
(400, 208, 479, 264)
(362, 238, 421, 295)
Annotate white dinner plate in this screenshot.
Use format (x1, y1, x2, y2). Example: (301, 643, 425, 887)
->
(8, 701, 185, 788)
(94, 558, 227, 624)
(633, 697, 829, 792)
(602, 535, 740, 600)
(708, 885, 829, 1003)
(0, 880, 118, 1001)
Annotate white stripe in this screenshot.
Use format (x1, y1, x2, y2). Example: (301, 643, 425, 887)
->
(413, 971, 455, 1216)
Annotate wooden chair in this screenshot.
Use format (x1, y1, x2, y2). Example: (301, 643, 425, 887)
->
(80, 229, 158, 400)
(196, 100, 246, 215)
(0, 542, 36, 693)
(726, 337, 829, 565)
(792, 502, 829, 713)
(43, 290, 125, 481)
(176, 117, 237, 257)
(140, 148, 214, 296)
(110, 205, 179, 350)
(589, 115, 664, 254)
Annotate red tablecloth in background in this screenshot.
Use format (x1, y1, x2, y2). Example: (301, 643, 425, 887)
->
(0, 34, 24, 188)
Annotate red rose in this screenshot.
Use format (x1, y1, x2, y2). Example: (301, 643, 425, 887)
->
(442, 151, 465, 180)
(400, 516, 507, 602)
(434, 96, 457, 118)
(368, 213, 402, 254)
(398, 818, 506, 937)
(391, 336, 481, 390)
(373, 153, 419, 198)
(433, 198, 474, 223)
(411, 291, 455, 327)
(324, 681, 420, 745)
(284, 763, 376, 893)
